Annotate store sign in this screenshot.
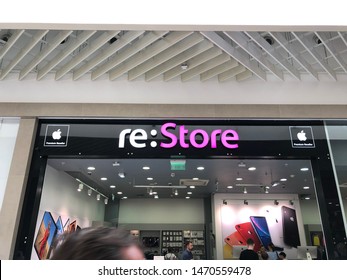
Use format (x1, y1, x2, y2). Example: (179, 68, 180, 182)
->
(44, 125, 70, 147)
(289, 126, 315, 148)
(118, 122, 239, 149)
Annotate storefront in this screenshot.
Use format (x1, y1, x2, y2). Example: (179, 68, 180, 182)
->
(14, 118, 347, 260)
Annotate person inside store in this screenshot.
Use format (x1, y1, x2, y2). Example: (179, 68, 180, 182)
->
(50, 226, 145, 260)
(182, 241, 194, 260)
(258, 246, 269, 260)
(164, 247, 178, 260)
(267, 242, 280, 260)
(278, 252, 287, 260)
(239, 238, 259, 260)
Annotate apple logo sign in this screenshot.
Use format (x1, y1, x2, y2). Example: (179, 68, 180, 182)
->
(297, 130, 307, 141)
(52, 129, 62, 140)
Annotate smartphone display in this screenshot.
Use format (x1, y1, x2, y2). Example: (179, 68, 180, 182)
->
(224, 231, 246, 247)
(249, 216, 272, 249)
(282, 206, 301, 247)
(235, 222, 262, 252)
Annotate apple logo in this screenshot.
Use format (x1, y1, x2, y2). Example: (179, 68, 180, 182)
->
(297, 130, 307, 141)
(290, 217, 295, 222)
(52, 129, 62, 140)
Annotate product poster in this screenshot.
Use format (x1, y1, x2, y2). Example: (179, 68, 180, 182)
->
(221, 202, 300, 259)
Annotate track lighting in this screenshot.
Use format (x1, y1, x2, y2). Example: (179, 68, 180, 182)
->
(244, 200, 248, 205)
(104, 198, 108, 205)
(174, 189, 178, 196)
(78, 183, 84, 192)
(87, 189, 92, 196)
(96, 194, 101, 201)
(223, 200, 227, 205)
(118, 172, 125, 178)
(274, 200, 279, 205)
(243, 187, 247, 194)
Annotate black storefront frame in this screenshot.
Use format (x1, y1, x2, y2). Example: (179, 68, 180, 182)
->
(14, 118, 347, 260)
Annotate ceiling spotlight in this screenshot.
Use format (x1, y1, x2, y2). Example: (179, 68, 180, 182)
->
(112, 194, 115, 201)
(248, 167, 256, 171)
(244, 200, 248, 205)
(243, 187, 247, 194)
(149, 188, 153, 195)
(118, 172, 125, 178)
(313, 35, 322, 45)
(0, 33, 12, 43)
(263, 35, 274, 45)
(272, 181, 280, 187)
(274, 200, 279, 205)
(96, 194, 101, 201)
(223, 200, 227, 205)
(87, 189, 92, 196)
(174, 189, 178, 196)
(112, 161, 120, 166)
(87, 166, 95, 171)
(154, 195, 159, 199)
(78, 183, 84, 192)
(104, 198, 108, 205)
(289, 200, 294, 205)
(238, 161, 246, 168)
(181, 63, 188, 70)
(110, 185, 116, 189)
(265, 188, 269, 194)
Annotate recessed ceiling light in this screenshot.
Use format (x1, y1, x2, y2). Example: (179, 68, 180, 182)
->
(147, 177, 153, 181)
(143, 166, 150, 170)
(118, 172, 125, 178)
(117, 191, 123, 195)
(154, 195, 159, 199)
(248, 167, 256, 171)
(197, 166, 205, 170)
(300, 167, 309, 171)
(152, 191, 157, 195)
(110, 185, 116, 188)
(189, 186, 195, 189)
(187, 191, 192, 194)
(227, 186, 233, 189)
(304, 197, 310, 200)
(193, 177, 199, 180)
(303, 186, 310, 189)
(121, 196, 128, 199)
(236, 177, 243, 181)
(280, 178, 287, 181)
(101, 177, 107, 181)
(185, 196, 190, 199)
(290, 174, 295, 178)
(87, 166, 95, 170)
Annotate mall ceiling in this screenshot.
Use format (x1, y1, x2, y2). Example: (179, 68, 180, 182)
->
(1, 29, 347, 83)
(48, 158, 320, 201)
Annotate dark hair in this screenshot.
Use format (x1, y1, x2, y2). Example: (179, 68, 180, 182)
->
(185, 241, 192, 248)
(279, 252, 287, 258)
(246, 238, 255, 245)
(261, 251, 269, 260)
(50, 226, 142, 260)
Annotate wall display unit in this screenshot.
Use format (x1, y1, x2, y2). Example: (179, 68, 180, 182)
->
(161, 230, 183, 254)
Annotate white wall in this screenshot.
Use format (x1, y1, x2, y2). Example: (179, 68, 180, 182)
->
(299, 199, 322, 225)
(30, 164, 105, 259)
(118, 198, 204, 225)
(0, 118, 19, 212)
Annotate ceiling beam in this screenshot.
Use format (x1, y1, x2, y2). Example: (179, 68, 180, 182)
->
(337, 32, 347, 48)
(163, 47, 223, 81)
(55, 31, 120, 80)
(145, 40, 213, 81)
(0, 30, 48, 80)
(0, 30, 25, 60)
(92, 31, 168, 80)
(37, 30, 96, 80)
(19, 30, 73, 80)
(218, 65, 246, 82)
(200, 59, 238, 81)
(269, 32, 319, 80)
(236, 70, 253, 81)
(291, 32, 336, 81)
(224, 32, 284, 81)
(181, 53, 231, 82)
(315, 32, 347, 73)
(245, 31, 301, 81)
(200, 31, 266, 81)
(73, 31, 145, 80)
(129, 33, 203, 81)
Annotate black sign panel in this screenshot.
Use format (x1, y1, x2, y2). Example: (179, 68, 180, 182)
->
(44, 125, 70, 147)
(289, 126, 315, 148)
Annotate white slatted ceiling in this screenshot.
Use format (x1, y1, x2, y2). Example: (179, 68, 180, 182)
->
(0, 29, 347, 82)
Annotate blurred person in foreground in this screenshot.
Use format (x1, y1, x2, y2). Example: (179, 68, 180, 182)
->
(50, 226, 144, 260)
